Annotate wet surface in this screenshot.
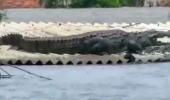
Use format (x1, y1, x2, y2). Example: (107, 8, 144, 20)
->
(6, 7, 170, 23)
(1, 7, 170, 100)
(0, 63, 170, 100)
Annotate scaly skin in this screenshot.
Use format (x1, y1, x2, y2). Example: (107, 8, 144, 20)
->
(0, 29, 170, 55)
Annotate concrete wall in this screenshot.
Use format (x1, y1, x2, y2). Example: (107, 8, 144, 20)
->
(0, 0, 40, 8)
(144, 0, 170, 7)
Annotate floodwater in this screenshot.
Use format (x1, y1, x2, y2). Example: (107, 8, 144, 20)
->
(6, 7, 170, 23)
(0, 63, 170, 100)
(1, 7, 170, 100)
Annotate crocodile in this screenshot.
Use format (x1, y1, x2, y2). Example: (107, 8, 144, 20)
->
(1, 29, 170, 55)
(0, 22, 170, 65)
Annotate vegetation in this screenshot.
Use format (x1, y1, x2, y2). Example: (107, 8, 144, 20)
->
(41, 0, 144, 8)
(71, 0, 121, 8)
(0, 12, 3, 21)
(0, 11, 7, 22)
(41, 0, 70, 8)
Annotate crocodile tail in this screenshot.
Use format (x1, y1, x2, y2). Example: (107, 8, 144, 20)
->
(1, 33, 24, 47)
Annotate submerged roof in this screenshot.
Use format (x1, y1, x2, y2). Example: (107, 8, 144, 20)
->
(0, 22, 170, 38)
